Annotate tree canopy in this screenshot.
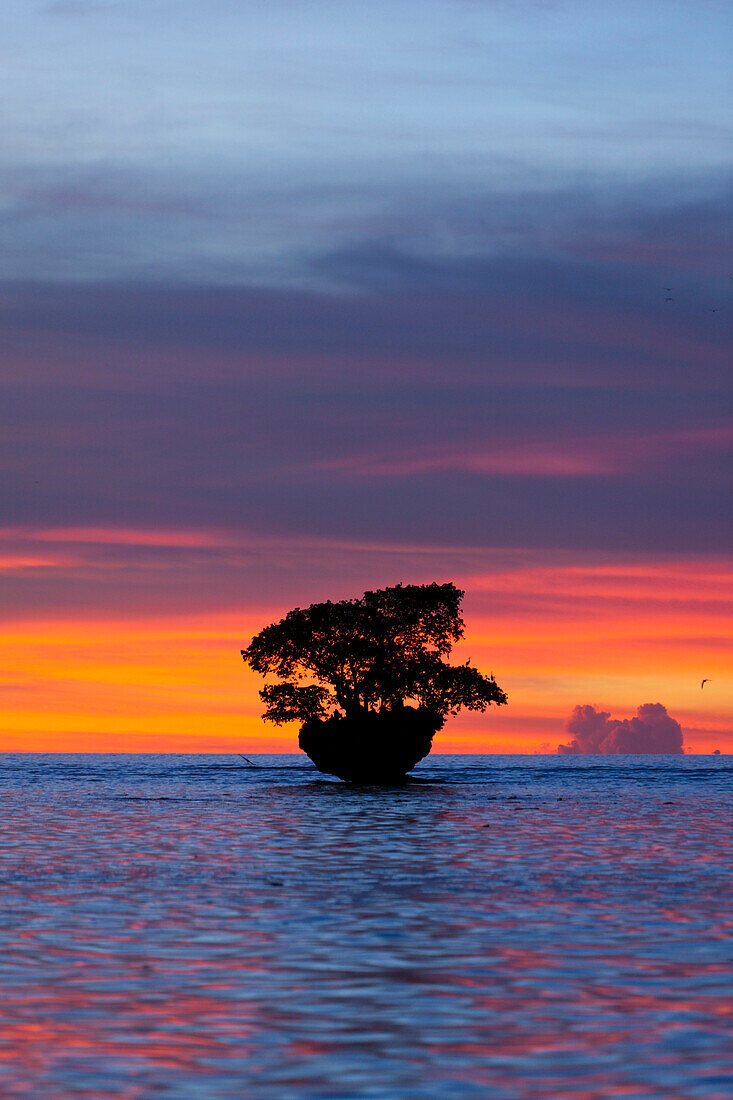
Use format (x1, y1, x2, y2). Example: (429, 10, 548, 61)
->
(242, 582, 507, 725)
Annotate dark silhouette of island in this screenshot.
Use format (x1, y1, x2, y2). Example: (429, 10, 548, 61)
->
(241, 582, 507, 783)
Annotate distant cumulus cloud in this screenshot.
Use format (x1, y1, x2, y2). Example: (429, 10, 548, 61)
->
(558, 703, 684, 754)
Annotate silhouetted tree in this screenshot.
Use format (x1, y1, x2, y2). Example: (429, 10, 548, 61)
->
(242, 582, 507, 781)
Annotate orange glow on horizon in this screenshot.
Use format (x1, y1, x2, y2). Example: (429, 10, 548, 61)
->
(0, 547, 729, 754)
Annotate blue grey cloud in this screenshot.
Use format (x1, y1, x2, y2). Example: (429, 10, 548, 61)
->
(3, 0, 732, 284)
(1, 0, 730, 574)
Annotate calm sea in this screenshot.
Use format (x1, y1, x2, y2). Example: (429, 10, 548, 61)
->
(0, 753, 730, 1098)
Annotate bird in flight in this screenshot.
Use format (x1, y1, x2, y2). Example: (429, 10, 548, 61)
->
(701, 679, 711, 689)
(665, 297, 674, 302)
(663, 287, 673, 291)
(706, 308, 720, 313)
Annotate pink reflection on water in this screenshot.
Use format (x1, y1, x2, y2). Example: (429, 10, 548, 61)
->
(0, 760, 730, 1097)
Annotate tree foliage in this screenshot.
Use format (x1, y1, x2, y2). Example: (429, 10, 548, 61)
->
(242, 582, 507, 725)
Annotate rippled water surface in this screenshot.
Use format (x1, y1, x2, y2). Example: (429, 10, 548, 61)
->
(0, 753, 730, 1098)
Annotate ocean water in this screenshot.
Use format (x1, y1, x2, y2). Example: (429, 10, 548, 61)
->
(0, 754, 730, 1099)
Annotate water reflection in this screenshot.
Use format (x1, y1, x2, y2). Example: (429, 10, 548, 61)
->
(0, 755, 730, 1097)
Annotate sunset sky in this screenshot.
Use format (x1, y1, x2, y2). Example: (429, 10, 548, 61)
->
(1, 0, 731, 752)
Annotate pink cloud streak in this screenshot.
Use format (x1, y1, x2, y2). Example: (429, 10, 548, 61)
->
(308, 423, 732, 480)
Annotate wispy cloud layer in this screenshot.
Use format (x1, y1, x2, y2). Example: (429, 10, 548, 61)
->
(1, 269, 729, 554)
